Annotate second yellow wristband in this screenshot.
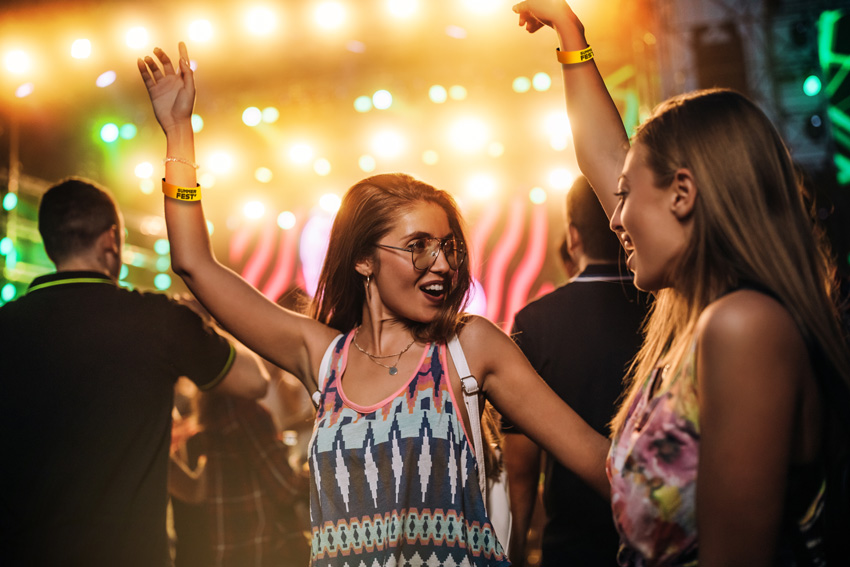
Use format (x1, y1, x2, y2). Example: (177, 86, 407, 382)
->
(557, 46, 594, 65)
(162, 179, 202, 201)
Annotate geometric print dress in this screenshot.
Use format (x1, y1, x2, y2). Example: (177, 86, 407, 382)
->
(309, 331, 510, 566)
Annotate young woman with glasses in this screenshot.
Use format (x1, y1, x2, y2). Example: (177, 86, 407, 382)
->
(139, 44, 606, 567)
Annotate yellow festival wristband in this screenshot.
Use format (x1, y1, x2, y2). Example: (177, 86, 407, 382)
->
(162, 179, 201, 201)
(556, 46, 594, 65)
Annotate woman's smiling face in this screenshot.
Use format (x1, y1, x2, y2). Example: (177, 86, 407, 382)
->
(611, 142, 691, 292)
(370, 200, 458, 323)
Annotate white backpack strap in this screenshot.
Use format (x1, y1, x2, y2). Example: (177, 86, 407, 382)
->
(312, 333, 344, 408)
(447, 335, 488, 504)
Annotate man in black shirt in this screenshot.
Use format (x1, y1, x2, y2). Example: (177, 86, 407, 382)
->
(0, 178, 268, 566)
(505, 176, 650, 566)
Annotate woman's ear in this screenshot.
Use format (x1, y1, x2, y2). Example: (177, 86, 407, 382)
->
(670, 168, 698, 220)
(354, 257, 372, 278)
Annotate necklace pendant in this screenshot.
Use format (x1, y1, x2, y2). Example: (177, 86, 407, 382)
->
(389, 366, 398, 376)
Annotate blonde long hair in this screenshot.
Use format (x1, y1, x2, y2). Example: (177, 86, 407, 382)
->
(611, 89, 850, 433)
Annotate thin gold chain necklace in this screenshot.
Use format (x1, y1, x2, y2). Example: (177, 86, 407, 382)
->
(352, 328, 416, 376)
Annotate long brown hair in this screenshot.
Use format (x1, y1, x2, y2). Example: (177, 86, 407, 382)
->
(310, 173, 473, 343)
(612, 89, 850, 432)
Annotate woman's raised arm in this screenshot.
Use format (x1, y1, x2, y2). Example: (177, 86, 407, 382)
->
(458, 317, 611, 498)
(513, 0, 630, 218)
(137, 44, 338, 385)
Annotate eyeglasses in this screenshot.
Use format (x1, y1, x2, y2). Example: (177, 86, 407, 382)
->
(376, 237, 466, 271)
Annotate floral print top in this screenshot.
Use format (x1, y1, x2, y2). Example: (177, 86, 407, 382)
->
(606, 347, 700, 567)
(606, 342, 828, 567)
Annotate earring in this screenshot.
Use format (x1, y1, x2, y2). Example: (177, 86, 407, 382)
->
(365, 274, 371, 301)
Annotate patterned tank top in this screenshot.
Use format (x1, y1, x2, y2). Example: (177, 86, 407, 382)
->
(308, 331, 509, 566)
(607, 344, 827, 566)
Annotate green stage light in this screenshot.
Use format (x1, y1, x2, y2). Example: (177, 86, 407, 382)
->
(803, 75, 821, 97)
(100, 123, 119, 143)
(154, 238, 170, 255)
(1, 283, 16, 302)
(0, 237, 13, 255)
(2, 193, 17, 211)
(154, 273, 172, 290)
(120, 123, 138, 139)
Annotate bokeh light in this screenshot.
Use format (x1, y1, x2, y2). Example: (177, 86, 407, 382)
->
(289, 143, 314, 164)
(120, 124, 137, 140)
(277, 211, 297, 230)
(100, 123, 120, 143)
(387, 0, 419, 18)
(191, 114, 204, 132)
(208, 152, 234, 174)
(125, 26, 149, 49)
(188, 20, 214, 42)
(2, 193, 18, 211)
(448, 117, 489, 152)
(372, 89, 393, 110)
(448, 85, 468, 100)
(319, 193, 342, 214)
(315, 2, 346, 30)
(371, 130, 405, 158)
(548, 168, 575, 191)
(255, 167, 273, 183)
(135, 161, 154, 179)
(354, 95, 372, 112)
(529, 187, 547, 204)
(4, 50, 31, 74)
(422, 150, 439, 165)
(429, 85, 448, 104)
(466, 174, 498, 200)
(2, 283, 17, 302)
(314, 158, 331, 176)
(359, 155, 376, 172)
(532, 72, 552, 91)
(243, 200, 266, 219)
(96, 71, 117, 88)
(199, 172, 216, 188)
(71, 39, 92, 59)
(15, 83, 34, 98)
(245, 7, 277, 36)
(154, 274, 172, 291)
(154, 239, 170, 255)
(139, 179, 155, 194)
(512, 76, 531, 93)
(262, 107, 280, 123)
(242, 106, 262, 126)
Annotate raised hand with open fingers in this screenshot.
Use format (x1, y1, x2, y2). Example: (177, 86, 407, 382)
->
(137, 42, 195, 134)
(512, 0, 581, 35)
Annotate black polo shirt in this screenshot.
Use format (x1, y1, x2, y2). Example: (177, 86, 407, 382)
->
(0, 270, 235, 566)
(509, 263, 650, 566)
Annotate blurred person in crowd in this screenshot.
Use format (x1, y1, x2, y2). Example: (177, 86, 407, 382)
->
(504, 175, 649, 566)
(168, 298, 310, 567)
(0, 178, 268, 567)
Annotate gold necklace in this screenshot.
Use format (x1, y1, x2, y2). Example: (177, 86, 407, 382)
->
(352, 328, 416, 376)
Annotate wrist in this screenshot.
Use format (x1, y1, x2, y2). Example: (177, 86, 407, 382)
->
(163, 121, 195, 143)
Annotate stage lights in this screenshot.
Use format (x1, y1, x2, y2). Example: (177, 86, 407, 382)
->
(278, 211, 297, 230)
(244, 7, 277, 36)
(135, 162, 154, 179)
(289, 143, 314, 165)
(4, 50, 30, 74)
(71, 39, 91, 59)
(125, 27, 149, 49)
(188, 20, 214, 43)
(243, 107, 263, 126)
(243, 201, 266, 219)
(315, 2, 346, 30)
